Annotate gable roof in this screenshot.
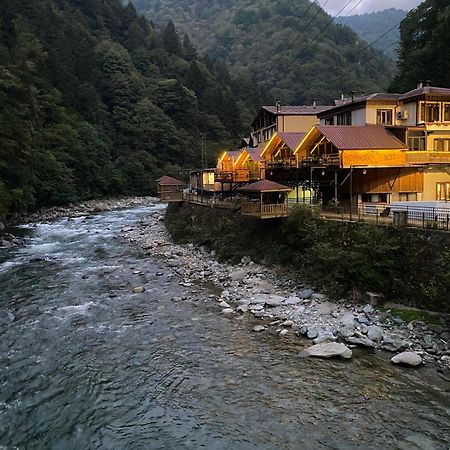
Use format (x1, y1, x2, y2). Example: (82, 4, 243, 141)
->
(239, 179, 291, 193)
(277, 132, 306, 150)
(399, 86, 450, 101)
(157, 175, 184, 186)
(261, 105, 334, 116)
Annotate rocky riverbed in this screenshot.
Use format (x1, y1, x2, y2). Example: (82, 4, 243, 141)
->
(123, 205, 450, 374)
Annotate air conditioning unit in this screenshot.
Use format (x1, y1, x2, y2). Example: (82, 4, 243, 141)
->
(397, 111, 409, 120)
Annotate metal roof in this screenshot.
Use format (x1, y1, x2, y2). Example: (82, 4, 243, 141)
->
(157, 175, 185, 186)
(239, 179, 292, 193)
(261, 105, 334, 115)
(316, 125, 408, 150)
(399, 86, 450, 100)
(278, 132, 306, 150)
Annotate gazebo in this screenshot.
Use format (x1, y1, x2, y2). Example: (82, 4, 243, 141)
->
(239, 179, 292, 219)
(157, 176, 185, 202)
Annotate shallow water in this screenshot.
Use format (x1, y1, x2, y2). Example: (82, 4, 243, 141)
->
(0, 206, 449, 449)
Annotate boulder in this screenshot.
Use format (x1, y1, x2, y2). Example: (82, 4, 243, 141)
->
(345, 335, 375, 348)
(265, 295, 284, 307)
(338, 324, 355, 339)
(285, 296, 301, 305)
(303, 342, 352, 359)
(367, 325, 383, 342)
(253, 325, 265, 332)
(362, 304, 375, 315)
(237, 304, 249, 313)
(306, 327, 319, 339)
(298, 289, 314, 299)
(391, 352, 423, 367)
(311, 293, 327, 301)
(222, 308, 234, 315)
(229, 270, 247, 282)
(133, 286, 145, 294)
(313, 333, 336, 345)
(340, 313, 355, 327)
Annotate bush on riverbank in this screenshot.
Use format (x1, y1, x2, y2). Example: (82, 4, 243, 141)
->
(165, 203, 450, 313)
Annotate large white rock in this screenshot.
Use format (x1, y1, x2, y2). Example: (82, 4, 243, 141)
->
(265, 295, 284, 307)
(391, 352, 423, 367)
(367, 325, 383, 342)
(304, 342, 352, 359)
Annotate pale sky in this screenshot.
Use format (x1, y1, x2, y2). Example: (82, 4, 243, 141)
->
(322, 0, 422, 16)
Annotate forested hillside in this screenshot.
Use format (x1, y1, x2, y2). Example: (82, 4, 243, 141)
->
(338, 8, 406, 61)
(391, 0, 450, 92)
(0, 0, 250, 215)
(132, 0, 395, 105)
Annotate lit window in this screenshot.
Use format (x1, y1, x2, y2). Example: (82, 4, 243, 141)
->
(434, 139, 450, 152)
(377, 109, 393, 125)
(399, 192, 417, 201)
(437, 182, 450, 201)
(420, 102, 440, 122)
(444, 104, 450, 122)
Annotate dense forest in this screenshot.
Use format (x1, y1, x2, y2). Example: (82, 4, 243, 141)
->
(132, 0, 395, 105)
(0, 0, 253, 216)
(391, 0, 450, 92)
(338, 8, 406, 61)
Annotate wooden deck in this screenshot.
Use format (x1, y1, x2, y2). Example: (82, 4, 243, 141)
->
(159, 192, 184, 202)
(241, 202, 289, 219)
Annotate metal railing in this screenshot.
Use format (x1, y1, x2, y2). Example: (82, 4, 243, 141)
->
(185, 194, 234, 209)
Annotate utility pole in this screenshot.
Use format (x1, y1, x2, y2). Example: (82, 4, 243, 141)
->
(200, 133, 207, 169)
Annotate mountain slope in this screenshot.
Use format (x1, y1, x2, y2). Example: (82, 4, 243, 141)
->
(338, 8, 407, 60)
(0, 0, 248, 214)
(132, 0, 395, 105)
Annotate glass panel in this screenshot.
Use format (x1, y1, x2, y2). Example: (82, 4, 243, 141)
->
(444, 104, 450, 122)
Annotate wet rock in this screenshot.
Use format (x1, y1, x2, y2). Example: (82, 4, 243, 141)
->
(381, 336, 410, 352)
(298, 289, 314, 299)
(391, 352, 423, 367)
(306, 327, 319, 339)
(133, 286, 145, 294)
(302, 342, 352, 359)
(265, 295, 284, 307)
(253, 325, 265, 332)
(367, 325, 383, 342)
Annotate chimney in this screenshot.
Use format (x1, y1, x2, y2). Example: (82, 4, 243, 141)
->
(276, 101, 281, 113)
(351, 90, 356, 102)
(425, 80, 432, 87)
(417, 81, 423, 89)
(341, 93, 345, 101)
(313, 100, 316, 108)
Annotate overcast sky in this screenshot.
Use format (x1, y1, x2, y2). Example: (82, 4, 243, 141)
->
(322, 0, 422, 16)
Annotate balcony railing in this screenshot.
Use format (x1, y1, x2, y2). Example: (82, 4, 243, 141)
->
(214, 169, 250, 182)
(406, 151, 450, 165)
(241, 201, 289, 219)
(159, 191, 183, 202)
(267, 157, 297, 168)
(300, 154, 341, 167)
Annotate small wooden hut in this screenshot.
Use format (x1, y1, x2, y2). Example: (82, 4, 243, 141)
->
(157, 176, 184, 202)
(239, 179, 292, 219)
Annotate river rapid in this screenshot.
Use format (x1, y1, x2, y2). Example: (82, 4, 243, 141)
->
(0, 205, 449, 450)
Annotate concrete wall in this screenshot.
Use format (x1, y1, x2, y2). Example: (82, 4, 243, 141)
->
(366, 104, 396, 125)
(351, 108, 366, 125)
(423, 168, 450, 201)
(277, 115, 319, 133)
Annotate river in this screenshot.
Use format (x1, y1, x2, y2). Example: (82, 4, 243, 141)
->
(0, 205, 449, 449)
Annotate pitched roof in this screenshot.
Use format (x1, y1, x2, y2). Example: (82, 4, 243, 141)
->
(261, 105, 334, 115)
(157, 175, 184, 186)
(316, 126, 408, 150)
(278, 132, 306, 150)
(239, 179, 291, 192)
(247, 148, 264, 161)
(399, 86, 450, 100)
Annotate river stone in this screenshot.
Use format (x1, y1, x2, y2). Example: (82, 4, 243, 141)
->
(303, 342, 352, 359)
(282, 320, 295, 327)
(367, 325, 383, 342)
(381, 336, 410, 352)
(253, 325, 265, 332)
(363, 304, 375, 315)
(251, 304, 264, 311)
(229, 270, 247, 282)
(265, 295, 284, 307)
(345, 335, 375, 348)
(391, 352, 423, 367)
(427, 324, 443, 334)
(340, 313, 355, 327)
(311, 293, 326, 301)
(338, 324, 355, 339)
(222, 308, 234, 315)
(219, 301, 231, 308)
(133, 286, 145, 293)
(307, 327, 319, 339)
(316, 301, 334, 315)
(298, 289, 314, 299)
(237, 304, 249, 313)
(279, 329, 289, 336)
(285, 296, 301, 305)
(250, 294, 268, 305)
(313, 333, 336, 345)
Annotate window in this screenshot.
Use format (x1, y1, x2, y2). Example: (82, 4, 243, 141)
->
(420, 102, 440, 122)
(437, 183, 450, 201)
(408, 135, 426, 151)
(336, 111, 352, 125)
(362, 193, 388, 203)
(377, 109, 393, 125)
(434, 139, 450, 152)
(444, 103, 450, 122)
(325, 117, 334, 125)
(399, 192, 417, 202)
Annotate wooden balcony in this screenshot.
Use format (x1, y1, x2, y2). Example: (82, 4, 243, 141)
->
(406, 151, 450, 165)
(159, 191, 184, 202)
(267, 157, 297, 168)
(241, 201, 289, 219)
(215, 169, 250, 183)
(300, 154, 341, 167)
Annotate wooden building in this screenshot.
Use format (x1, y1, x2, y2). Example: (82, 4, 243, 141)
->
(239, 179, 291, 219)
(157, 176, 184, 202)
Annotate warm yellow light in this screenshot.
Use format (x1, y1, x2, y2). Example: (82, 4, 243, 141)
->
(218, 151, 228, 164)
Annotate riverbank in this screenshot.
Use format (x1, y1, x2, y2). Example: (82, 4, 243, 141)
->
(0, 196, 158, 249)
(122, 204, 450, 374)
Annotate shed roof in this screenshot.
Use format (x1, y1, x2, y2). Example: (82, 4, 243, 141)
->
(315, 125, 407, 150)
(157, 175, 185, 186)
(239, 179, 292, 193)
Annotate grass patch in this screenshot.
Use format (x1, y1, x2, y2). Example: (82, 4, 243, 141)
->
(382, 307, 442, 325)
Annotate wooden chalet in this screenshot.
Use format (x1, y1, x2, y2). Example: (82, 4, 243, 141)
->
(239, 179, 292, 219)
(157, 176, 184, 202)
